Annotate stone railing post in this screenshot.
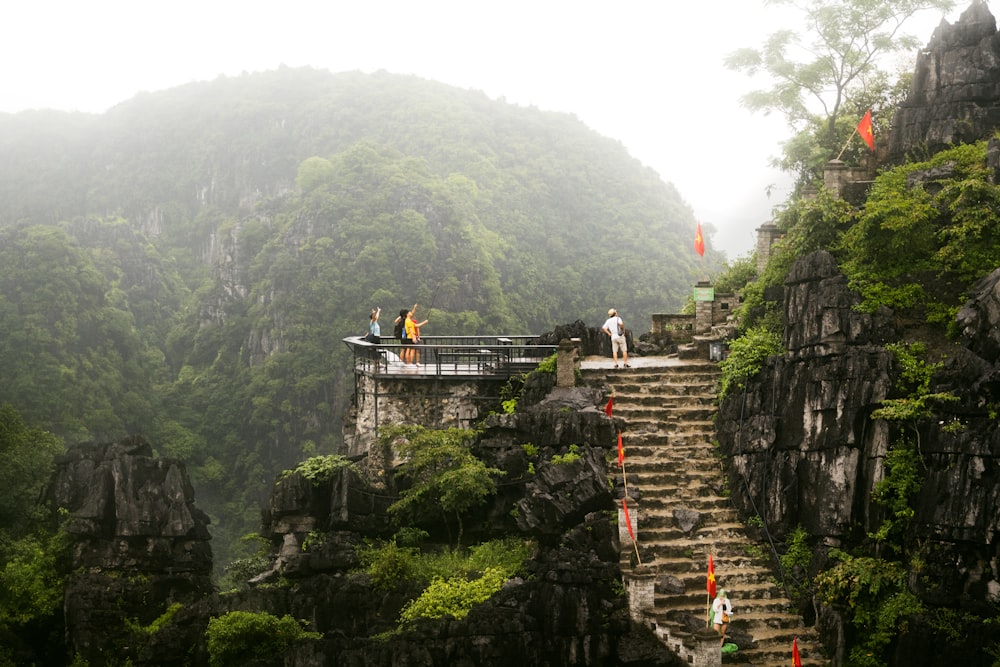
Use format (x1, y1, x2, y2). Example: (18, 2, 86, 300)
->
(622, 565, 655, 623)
(618, 496, 638, 562)
(755, 221, 780, 275)
(556, 338, 578, 387)
(694, 281, 714, 334)
(691, 627, 722, 667)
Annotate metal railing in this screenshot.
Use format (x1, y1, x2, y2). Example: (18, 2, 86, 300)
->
(342, 334, 556, 378)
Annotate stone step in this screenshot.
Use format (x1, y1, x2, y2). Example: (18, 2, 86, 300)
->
(619, 405, 717, 419)
(585, 359, 828, 665)
(623, 432, 716, 445)
(611, 396, 719, 410)
(621, 417, 716, 431)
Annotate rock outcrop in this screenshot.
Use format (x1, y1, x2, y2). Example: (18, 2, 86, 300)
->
(52, 393, 678, 666)
(47, 436, 214, 665)
(888, 1, 1000, 163)
(717, 250, 1000, 665)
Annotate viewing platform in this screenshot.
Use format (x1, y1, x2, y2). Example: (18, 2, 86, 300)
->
(342, 335, 557, 379)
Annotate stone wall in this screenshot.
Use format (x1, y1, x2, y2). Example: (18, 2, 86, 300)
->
(344, 375, 505, 457)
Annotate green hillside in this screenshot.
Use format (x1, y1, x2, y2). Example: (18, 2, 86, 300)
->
(0, 67, 714, 567)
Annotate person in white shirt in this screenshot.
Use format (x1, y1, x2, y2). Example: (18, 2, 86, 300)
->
(601, 308, 629, 368)
(711, 589, 733, 645)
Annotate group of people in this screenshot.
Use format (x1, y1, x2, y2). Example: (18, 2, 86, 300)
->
(367, 303, 627, 369)
(364, 303, 428, 365)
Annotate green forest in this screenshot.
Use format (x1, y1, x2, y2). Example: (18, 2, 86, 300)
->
(0, 67, 715, 572)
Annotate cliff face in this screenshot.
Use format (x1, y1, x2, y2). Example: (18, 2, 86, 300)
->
(888, 1, 1000, 163)
(46, 436, 214, 665)
(716, 251, 1000, 664)
(52, 393, 678, 666)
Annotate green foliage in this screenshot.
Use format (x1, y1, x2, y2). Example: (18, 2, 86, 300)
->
(840, 142, 1000, 325)
(357, 539, 419, 591)
(520, 443, 538, 457)
(466, 537, 533, 573)
(718, 327, 784, 399)
(382, 425, 505, 547)
(781, 525, 812, 575)
(551, 444, 582, 465)
(205, 611, 321, 667)
(0, 68, 718, 578)
(399, 567, 507, 624)
(736, 191, 853, 331)
(712, 254, 758, 294)
(393, 527, 429, 548)
(125, 602, 183, 636)
(357, 536, 532, 602)
(219, 533, 271, 591)
(780, 525, 813, 599)
(872, 342, 957, 425)
(815, 551, 923, 666)
(0, 405, 63, 555)
(0, 532, 68, 628)
(868, 441, 923, 547)
(725, 0, 954, 181)
(285, 454, 353, 484)
(533, 353, 558, 375)
(501, 398, 518, 414)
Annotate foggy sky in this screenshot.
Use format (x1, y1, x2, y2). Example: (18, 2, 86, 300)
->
(1, 0, 982, 259)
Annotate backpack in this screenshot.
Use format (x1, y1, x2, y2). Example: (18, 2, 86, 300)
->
(393, 320, 405, 340)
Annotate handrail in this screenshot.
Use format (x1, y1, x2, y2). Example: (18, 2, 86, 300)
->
(342, 334, 556, 378)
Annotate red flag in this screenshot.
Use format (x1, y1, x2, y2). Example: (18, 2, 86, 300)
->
(604, 395, 613, 417)
(694, 220, 705, 256)
(617, 431, 624, 468)
(707, 553, 716, 598)
(622, 498, 636, 542)
(856, 109, 874, 152)
(792, 636, 802, 667)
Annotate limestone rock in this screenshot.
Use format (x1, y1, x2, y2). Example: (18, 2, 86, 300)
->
(48, 436, 214, 665)
(957, 267, 1000, 362)
(888, 1, 1000, 162)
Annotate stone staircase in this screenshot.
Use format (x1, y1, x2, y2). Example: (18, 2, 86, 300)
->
(581, 359, 828, 666)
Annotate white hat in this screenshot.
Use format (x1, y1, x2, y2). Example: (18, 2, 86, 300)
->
(608, 308, 616, 316)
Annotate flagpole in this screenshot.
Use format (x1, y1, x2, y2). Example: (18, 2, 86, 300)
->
(835, 127, 858, 160)
(706, 552, 716, 629)
(621, 454, 630, 498)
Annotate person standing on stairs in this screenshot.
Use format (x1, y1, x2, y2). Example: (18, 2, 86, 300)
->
(711, 588, 733, 646)
(602, 308, 629, 368)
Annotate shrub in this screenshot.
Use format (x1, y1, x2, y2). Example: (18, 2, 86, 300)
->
(718, 327, 784, 398)
(399, 567, 507, 624)
(356, 539, 419, 591)
(205, 611, 321, 667)
(551, 444, 582, 465)
(283, 454, 353, 484)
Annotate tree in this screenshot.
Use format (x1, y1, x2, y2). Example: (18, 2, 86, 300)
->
(0, 404, 63, 554)
(382, 425, 505, 548)
(727, 0, 954, 131)
(725, 0, 955, 182)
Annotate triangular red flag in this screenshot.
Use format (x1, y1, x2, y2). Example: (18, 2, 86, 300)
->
(694, 220, 705, 256)
(617, 430, 624, 468)
(707, 553, 716, 598)
(856, 109, 874, 152)
(622, 497, 636, 542)
(792, 636, 802, 667)
(604, 395, 613, 417)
